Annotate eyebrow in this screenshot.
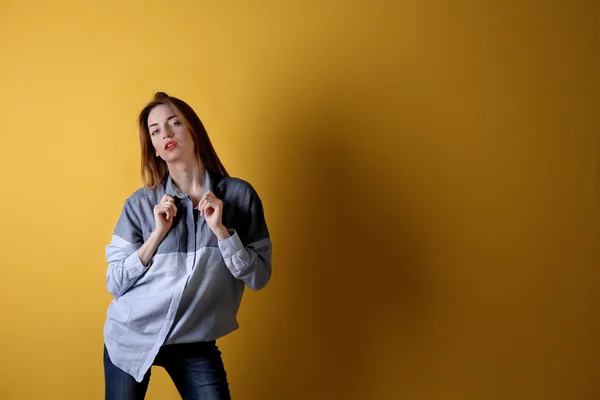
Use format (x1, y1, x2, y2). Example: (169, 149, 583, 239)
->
(148, 115, 178, 129)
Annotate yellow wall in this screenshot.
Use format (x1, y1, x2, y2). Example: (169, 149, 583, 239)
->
(1, 1, 598, 399)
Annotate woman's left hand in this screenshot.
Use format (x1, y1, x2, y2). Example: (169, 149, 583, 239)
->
(199, 190, 230, 240)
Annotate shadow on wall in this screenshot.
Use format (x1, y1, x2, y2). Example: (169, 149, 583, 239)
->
(239, 91, 437, 399)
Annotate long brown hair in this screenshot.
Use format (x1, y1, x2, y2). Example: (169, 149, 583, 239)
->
(138, 92, 229, 189)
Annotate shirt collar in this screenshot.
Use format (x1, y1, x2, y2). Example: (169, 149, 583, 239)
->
(165, 169, 212, 199)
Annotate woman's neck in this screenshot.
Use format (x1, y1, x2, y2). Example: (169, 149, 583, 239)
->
(168, 160, 206, 205)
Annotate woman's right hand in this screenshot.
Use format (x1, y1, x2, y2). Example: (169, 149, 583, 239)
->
(154, 194, 177, 235)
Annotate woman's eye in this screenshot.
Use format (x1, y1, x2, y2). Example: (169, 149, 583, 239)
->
(170, 121, 181, 126)
(151, 130, 159, 136)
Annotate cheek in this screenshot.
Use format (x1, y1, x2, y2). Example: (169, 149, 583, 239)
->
(150, 137, 161, 152)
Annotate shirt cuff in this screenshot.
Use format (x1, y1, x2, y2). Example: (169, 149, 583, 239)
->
(218, 229, 244, 259)
(127, 250, 152, 274)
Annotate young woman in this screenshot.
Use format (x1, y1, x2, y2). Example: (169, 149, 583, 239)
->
(103, 92, 272, 399)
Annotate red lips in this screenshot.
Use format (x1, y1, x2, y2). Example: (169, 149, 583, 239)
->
(164, 141, 178, 150)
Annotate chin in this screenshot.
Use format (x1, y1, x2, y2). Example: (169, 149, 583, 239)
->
(162, 156, 180, 164)
(163, 153, 194, 164)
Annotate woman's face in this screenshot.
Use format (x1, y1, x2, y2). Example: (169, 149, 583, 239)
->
(148, 104, 195, 163)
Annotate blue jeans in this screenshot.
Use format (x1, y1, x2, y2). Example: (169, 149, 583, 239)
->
(104, 341, 231, 400)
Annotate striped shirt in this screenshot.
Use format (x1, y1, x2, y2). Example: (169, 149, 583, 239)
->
(103, 170, 272, 382)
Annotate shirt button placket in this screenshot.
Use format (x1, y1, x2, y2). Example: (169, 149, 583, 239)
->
(188, 198, 196, 273)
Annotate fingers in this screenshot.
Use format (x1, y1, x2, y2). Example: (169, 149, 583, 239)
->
(156, 205, 175, 221)
(157, 192, 222, 219)
(161, 194, 175, 205)
(162, 195, 177, 219)
(155, 200, 178, 221)
(201, 202, 215, 217)
(198, 191, 221, 216)
(199, 198, 210, 216)
(199, 190, 214, 203)
(198, 192, 209, 216)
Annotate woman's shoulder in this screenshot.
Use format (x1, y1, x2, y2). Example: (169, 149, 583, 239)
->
(216, 175, 260, 199)
(123, 185, 164, 207)
(218, 175, 253, 189)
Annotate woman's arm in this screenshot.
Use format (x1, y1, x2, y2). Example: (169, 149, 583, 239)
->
(106, 195, 176, 298)
(216, 186, 272, 291)
(218, 228, 272, 291)
(105, 200, 148, 298)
